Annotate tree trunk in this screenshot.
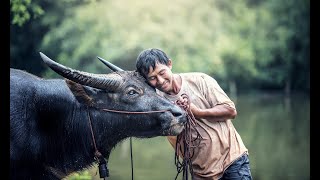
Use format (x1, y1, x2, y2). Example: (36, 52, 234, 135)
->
(229, 80, 237, 103)
(284, 79, 291, 97)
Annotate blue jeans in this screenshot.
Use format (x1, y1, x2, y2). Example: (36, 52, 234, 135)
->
(219, 154, 253, 180)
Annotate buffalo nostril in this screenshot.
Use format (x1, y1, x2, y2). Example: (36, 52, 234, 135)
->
(172, 105, 186, 116)
(172, 111, 183, 117)
(171, 108, 187, 123)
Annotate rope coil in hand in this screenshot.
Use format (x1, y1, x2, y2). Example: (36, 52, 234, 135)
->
(174, 94, 203, 180)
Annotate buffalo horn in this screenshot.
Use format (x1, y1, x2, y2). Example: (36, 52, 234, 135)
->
(39, 52, 123, 90)
(97, 56, 124, 72)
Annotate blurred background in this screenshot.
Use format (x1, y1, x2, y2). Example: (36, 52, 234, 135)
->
(10, 0, 310, 179)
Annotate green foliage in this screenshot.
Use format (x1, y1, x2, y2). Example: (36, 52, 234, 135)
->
(65, 170, 92, 180)
(10, 0, 310, 93)
(10, 0, 96, 76)
(10, 0, 44, 26)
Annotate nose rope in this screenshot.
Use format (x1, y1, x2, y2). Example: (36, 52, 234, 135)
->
(101, 108, 169, 114)
(174, 93, 203, 180)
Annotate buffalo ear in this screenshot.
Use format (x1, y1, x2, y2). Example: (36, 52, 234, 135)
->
(65, 79, 94, 106)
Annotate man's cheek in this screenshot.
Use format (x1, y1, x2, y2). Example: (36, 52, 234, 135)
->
(147, 81, 156, 88)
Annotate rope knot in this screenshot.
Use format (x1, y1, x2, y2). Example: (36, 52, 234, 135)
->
(175, 94, 190, 111)
(95, 151, 102, 158)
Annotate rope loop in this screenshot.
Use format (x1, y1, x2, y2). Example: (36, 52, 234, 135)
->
(174, 93, 203, 180)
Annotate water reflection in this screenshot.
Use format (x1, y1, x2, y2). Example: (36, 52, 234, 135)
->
(234, 93, 310, 180)
(69, 93, 310, 180)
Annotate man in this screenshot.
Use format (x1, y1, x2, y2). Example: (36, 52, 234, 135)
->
(136, 48, 252, 180)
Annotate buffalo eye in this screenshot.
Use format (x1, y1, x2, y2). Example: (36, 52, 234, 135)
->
(127, 89, 139, 96)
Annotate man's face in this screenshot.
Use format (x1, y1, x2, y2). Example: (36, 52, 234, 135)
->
(146, 60, 173, 93)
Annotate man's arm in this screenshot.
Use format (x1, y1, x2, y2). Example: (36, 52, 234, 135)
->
(190, 103, 237, 122)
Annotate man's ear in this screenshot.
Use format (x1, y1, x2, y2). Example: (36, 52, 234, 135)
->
(65, 79, 94, 106)
(168, 59, 173, 69)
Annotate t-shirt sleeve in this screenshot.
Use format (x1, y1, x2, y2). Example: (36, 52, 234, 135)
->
(199, 73, 236, 109)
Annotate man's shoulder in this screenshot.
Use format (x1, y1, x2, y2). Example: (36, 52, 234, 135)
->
(180, 72, 207, 78)
(180, 72, 213, 81)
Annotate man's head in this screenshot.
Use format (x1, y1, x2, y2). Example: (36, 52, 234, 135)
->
(136, 48, 176, 94)
(136, 48, 170, 78)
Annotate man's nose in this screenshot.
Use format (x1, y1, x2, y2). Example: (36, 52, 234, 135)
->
(157, 76, 165, 85)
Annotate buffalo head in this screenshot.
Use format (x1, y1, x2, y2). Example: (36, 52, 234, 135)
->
(39, 52, 187, 137)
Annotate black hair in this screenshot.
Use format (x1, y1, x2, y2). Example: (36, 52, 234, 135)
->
(135, 48, 170, 78)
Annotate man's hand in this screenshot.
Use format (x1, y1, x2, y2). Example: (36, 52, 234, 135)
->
(189, 103, 201, 118)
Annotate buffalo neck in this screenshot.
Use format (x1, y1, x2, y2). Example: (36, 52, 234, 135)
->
(35, 80, 131, 174)
(33, 81, 100, 173)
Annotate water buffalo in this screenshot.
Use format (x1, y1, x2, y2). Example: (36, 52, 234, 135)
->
(10, 52, 187, 179)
